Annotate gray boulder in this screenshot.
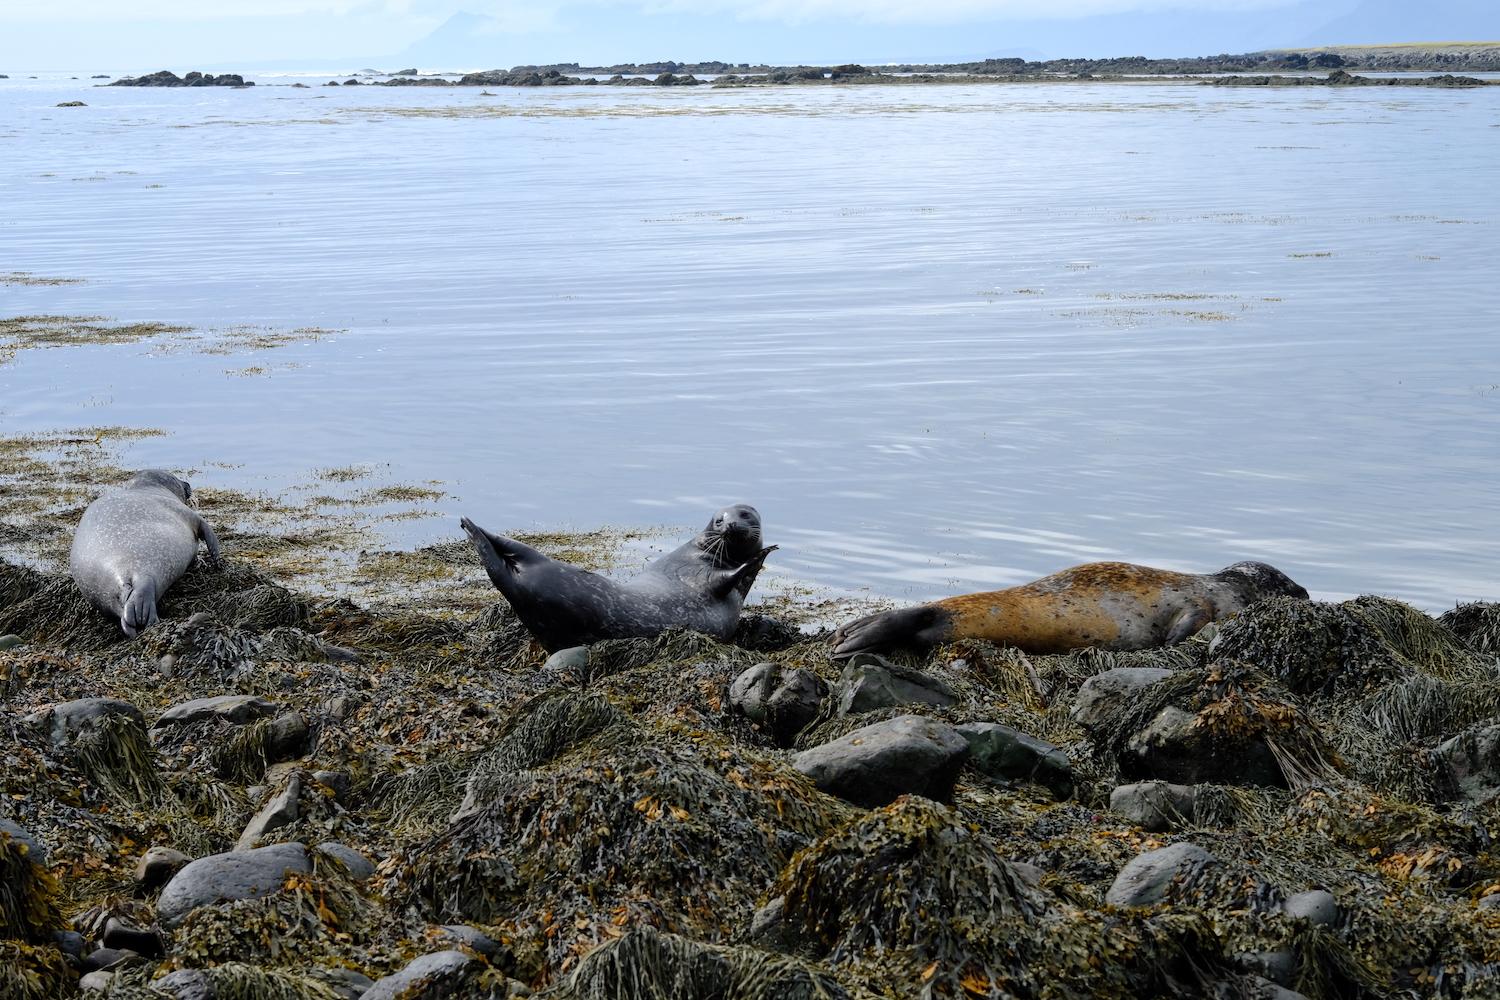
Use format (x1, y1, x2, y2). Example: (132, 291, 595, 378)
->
(0, 817, 47, 865)
(0, 634, 24, 651)
(79, 971, 114, 992)
(792, 714, 970, 808)
(729, 662, 827, 745)
(154, 969, 215, 1000)
(267, 712, 309, 760)
(434, 923, 506, 958)
(154, 694, 275, 727)
(1071, 667, 1174, 730)
(1237, 949, 1296, 987)
(235, 774, 300, 851)
(956, 722, 1072, 799)
(542, 645, 591, 673)
(309, 965, 376, 999)
(317, 843, 375, 880)
(134, 846, 191, 889)
(1104, 841, 1217, 908)
(1109, 781, 1196, 832)
(1435, 724, 1500, 803)
(1283, 888, 1338, 926)
(835, 654, 955, 715)
(1125, 704, 1283, 787)
(362, 950, 476, 1000)
(157, 842, 310, 928)
(30, 697, 145, 744)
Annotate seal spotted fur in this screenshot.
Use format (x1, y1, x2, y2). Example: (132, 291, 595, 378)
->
(462, 504, 776, 653)
(832, 560, 1308, 658)
(70, 469, 221, 637)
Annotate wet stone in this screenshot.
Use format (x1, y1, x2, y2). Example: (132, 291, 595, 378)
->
(154, 968, 215, 1000)
(434, 923, 506, 958)
(153, 694, 275, 727)
(1071, 667, 1174, 730)
(80, 946, 139, 972)
(101, 915, 165, 957)
(310, 965, 377, 998)
(267, 711, 309, 760)
(318, 842, 375, 880)
(956, 721, 1072, 799)
(1104, 841, 1217, 908)
(1282, 888, 1339, 926)
(362, 949, 476, 1000)
(1, 817, 48, 865)
(1126, 704, 1284, 787)
(542, 645, 591, 673)
(835, 653, 955, 715)
(792, 714, 970, 808)
(157, 841, 310, 928)
(235, 774, 300, 850)
(79, 971, 113, 991)
(0, 633, 23, 650)
(52, 929, 84, 958)
(31, 697, 145, 744)
(133, 845, 192, 888)
(1109, 780, 1196, 832)
(729, 661, 827, 745)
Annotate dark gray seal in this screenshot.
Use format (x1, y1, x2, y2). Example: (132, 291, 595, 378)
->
(461, 504, 775, 653)
(69, 470, 221, 637)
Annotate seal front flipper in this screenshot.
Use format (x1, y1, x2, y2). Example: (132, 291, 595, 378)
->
(1164, 606, 1211, 645)
(713, 545, 777, 601)
(831, 604, 956, 659)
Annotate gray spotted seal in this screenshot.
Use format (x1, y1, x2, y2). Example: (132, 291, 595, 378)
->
(70, 470, 221, 637)
(832, 560, 1308, 658)
(461, 504, 776, 653)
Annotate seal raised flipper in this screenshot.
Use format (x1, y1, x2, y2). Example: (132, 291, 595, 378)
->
(712, 545, 777, 601)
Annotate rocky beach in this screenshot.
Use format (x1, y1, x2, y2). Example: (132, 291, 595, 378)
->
(7, 443, 1500, 999)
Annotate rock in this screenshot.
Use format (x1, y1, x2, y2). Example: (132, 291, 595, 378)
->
(154, 968, 216, 1000)
(1, 817, 48, 864)
(309, 965, 376, 999)
(1109, 781, 1196, 832)
(1435, 724, 1500, 802)
(81, 946, 139, 972)
(746, 895, 797, 951)
(317, 842, 375, 880)
(157, 841, 310, 928)
(728, 662, 776, 723)
(792, 714, 970, 808)
(322, 694, 363, 721)
(1071, 667, 1175, 730)
(52, 929, 84, 959)
(0, 633, 24, 650)
(956, 722, 1072, 798)
(729, 662, 827, 745)
(109, 70, 252, 87)
(101, 916, 165, 957)
(435, 923, 506, 958)
(79, 971, 113, 991)
(1282, 888, 1338, 926)
(267, 712, 309, 760)
(133, 846, 191, 888)
(1252, 978, 1311, 1000)
(1104, 842, 1217, 908)
(30, 697, 145, 744)
(235, 774, 300, 850)
(154, 694, 275, 727)
(1126, 704, 1283, 787)
(312, 769, 351, 802)
(362, 949, 476, 1000)
(835, 654, 955, 715)
(1479, 893, 1500, 910)
(1237, 949, 1296, 987)
(542, 645, 591, 673)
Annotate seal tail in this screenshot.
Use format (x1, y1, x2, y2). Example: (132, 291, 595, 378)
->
(831, 604, 956, 660)
(118, 578, 159, 638)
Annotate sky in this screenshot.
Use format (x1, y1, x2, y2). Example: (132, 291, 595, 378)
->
(0, 0, 1496, 72)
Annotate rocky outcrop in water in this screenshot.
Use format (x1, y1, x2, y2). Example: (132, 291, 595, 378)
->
(1213, 70, 1492, 87)
(108, 71, 252, 87)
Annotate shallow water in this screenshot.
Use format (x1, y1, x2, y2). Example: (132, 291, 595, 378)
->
(2, 76, 1498, 612)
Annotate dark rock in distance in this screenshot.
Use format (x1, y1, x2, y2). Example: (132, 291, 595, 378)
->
(109, 71, 252, 87)
(792, 714, 969, 808)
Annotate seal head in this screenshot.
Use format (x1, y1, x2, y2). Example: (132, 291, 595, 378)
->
(832, 559, 1309, 659)
(462, 504, 776, 653)
(69, 470, 221, 637)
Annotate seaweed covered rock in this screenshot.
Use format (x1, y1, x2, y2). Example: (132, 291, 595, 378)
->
(155, 694, 275, 727)
(549, 925, 846, 1000)
(1109, 781, 1196, 832)
(157, 841, 311, 928)
(832, 653, 955, 715)
(1104, 842, 1218, 907)
(728, 661, 826, 746)
(361, 950, 479, 1000)
(956, 721, 1072, 798)
(792, 714, 969, 807)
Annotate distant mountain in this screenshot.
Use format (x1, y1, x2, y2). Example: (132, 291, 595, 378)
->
(1304, 0, 1500, 45)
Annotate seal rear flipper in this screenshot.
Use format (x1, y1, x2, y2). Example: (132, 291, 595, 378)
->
(831, 604, 955, 659)
(118, 578, 159, 638)
(711, 545, 777, 601)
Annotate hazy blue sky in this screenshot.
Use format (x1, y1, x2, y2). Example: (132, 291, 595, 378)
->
(0, 0, 1495, 71)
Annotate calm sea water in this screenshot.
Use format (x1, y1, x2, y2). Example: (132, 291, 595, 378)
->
(2, 75, 1498, 611)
